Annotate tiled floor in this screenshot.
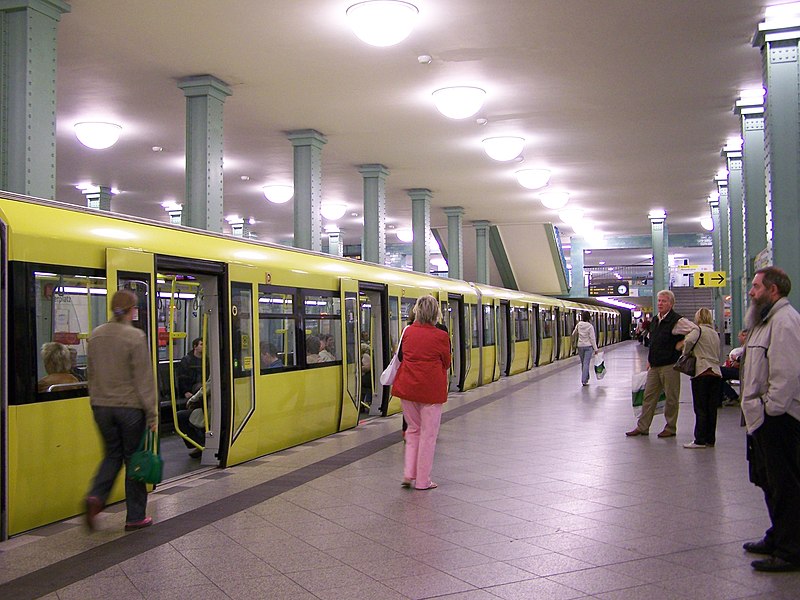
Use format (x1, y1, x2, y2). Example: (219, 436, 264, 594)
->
(2, 341, 799, 599)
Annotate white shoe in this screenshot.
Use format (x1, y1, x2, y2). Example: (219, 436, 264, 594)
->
(683, 442, 707, 449)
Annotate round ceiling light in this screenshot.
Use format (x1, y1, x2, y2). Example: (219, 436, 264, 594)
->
(482, 136, 525, 161)
(346, 1, 419, 47)
(700, 216, 714, 231)
(432, 87, 486, 119)
(572, 221, 595, 236)
(539, 191, 570, 210)
(321, 201, 348, 221)
(558, 208, 584, 224)
(395, 228, 413, 242)
(74, 122, 122, 150)
(515, 169, 551, 190)
(262, 185, 294, 204)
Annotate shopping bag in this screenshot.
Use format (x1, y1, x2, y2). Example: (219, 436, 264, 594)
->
(128, 430, 163, 484)
(631, 371, 666, 417)
(593, 351, 606, 380)
(380, 353, 400, 385)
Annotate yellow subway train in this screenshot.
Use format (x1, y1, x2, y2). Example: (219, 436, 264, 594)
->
(0, 191, 620, 539)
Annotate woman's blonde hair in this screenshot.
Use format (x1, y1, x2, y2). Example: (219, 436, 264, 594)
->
(413, 295, 441, 325)
(41, 342, 72, 374)
(694, 307, 713, 326)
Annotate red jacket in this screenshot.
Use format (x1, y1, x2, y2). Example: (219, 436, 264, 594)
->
(392, 323, 451, 404)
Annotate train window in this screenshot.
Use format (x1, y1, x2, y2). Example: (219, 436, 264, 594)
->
(401, 298, 416, 326)
(231, 282, 256, 438)
(30, 269, 106, 400)
(258, 287, 297, 371)
(303, 291, 341, 364)
(389, 296, 400, 353)
(482, 304, 495, 346)
(515, 307, 530, 341)
(471, 304, 479, 347)
(539, 307, 553, 338)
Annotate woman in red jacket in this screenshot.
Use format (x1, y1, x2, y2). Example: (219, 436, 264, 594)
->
(392, 295, 451, 490)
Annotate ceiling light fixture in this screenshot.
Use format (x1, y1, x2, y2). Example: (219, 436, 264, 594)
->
(346, 1, 419, 47)
(700, 216, 714, 231)
(431, 86, 486, 119)
(515, 169, 551, 190)
(539, 191, 570, 209)
(395, 229, 413, 242)
(74, 122, 122, 149)
(321, 201, 348, 221)
(482, 136, 525, 161)
(558, 208, 584, 224)
(262, 185, 294, 204)
(572, 221, 595, 236)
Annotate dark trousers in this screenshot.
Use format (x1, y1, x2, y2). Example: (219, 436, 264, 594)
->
(720, 366, 739, 402)
(177, 409, 204, 447)
(88, 406, 148, 522)
(690, 375, 722, 445)
(751, 414, 800, 564)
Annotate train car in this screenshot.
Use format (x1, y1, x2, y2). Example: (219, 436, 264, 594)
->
(0, 192, 620, 539)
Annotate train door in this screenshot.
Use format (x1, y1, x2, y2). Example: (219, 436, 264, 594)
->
(447, 294, 465, 391)
(528, 304, 537, 370)
(358, 283, 389, 417)
(0, 217, 6, 540)
(498, 300, 510, 376)
(339, 279, 360, 430)
(148, 256, 225, 478)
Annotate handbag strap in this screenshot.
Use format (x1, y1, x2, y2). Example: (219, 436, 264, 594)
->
(138, 430, 159, 454)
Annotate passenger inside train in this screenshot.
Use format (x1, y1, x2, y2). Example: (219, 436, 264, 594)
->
(37, 342, 80, 393)
(176, 337, 204, 400)
(260, 342, 283, 369)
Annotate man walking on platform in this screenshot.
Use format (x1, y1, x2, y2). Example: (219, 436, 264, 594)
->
(626, 289, 695, 438)
(740, 267, 800, 573)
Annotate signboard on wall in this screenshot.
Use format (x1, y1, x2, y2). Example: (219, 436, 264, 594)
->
(589, 281, 630, 296)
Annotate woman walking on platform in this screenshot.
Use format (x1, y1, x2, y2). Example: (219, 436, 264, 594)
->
(392, 295, 451, 490)
(682, 307, 722, 449)
(572, 312, 598, 386)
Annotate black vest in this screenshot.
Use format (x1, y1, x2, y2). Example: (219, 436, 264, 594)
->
(648, 310, 683, 367)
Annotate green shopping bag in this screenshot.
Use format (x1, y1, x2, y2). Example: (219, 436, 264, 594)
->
(128, 430, 163, 484)
(632, 371, 666, 417)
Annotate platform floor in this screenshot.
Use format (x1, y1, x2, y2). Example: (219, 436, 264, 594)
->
(2, 341, 798, 600)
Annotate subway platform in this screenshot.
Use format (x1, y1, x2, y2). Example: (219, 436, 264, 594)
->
(1, 341, 797, 600)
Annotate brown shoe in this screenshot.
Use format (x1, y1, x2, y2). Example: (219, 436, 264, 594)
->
(657, 430, 676, 438)
(85, 496, 103, 532)
(625, 429, 647, 437)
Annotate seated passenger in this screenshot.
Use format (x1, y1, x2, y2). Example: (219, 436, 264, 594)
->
(38, 342, 80, 392)
(306, 335, 322, 364)
(176, 337, 204, 400)
(177, 381, 209, 458)
(68, 347, 87, 381)
(318, 334, 336, 362)
(721, 329, 747, 406)
(260, 342, 283, 369)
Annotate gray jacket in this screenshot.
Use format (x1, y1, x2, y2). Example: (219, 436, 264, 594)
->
(741, 297, 800, 434)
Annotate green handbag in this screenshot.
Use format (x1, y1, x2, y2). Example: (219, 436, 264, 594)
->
(128, 430, 163, 484)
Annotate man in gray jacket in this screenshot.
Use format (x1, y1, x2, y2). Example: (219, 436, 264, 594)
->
(740, 267, 800, 572)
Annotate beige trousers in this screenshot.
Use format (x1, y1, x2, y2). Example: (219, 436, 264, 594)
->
(636, 364, 681, 434)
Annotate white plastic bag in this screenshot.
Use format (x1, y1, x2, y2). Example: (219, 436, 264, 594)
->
(593, 351, 606, 380)
(380, 353, 400, 385)
(631, 371, 665, 417)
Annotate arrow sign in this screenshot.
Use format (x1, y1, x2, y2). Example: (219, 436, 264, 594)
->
(694, 270, 726, 288)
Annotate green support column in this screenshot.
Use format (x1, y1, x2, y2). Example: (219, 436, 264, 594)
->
(408, 188, 432, 273)
(649, 210, 668, 295)
(358, 164, 388, 264)
(288, 130, 327, 251)
(708, 195, 724, 331)
(474, 220, 491, 285)
(723, 143, 745, 341)
(177, 75, 232, 233)
(82, 185, 113, 211)
(569, 236, 587, 297)
(734, 93, 767, 287)
(0, 0, 70, 198)
(328, 228, 343, 257)
(754, 13, 800, 307)
(443, 206, 464, 280)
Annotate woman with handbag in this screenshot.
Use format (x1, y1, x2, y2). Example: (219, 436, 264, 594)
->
(392, 295, 451, 490)
(85, 290, 158, 531)
(681, 307, 722, 449)
(572, 312, 598, 386)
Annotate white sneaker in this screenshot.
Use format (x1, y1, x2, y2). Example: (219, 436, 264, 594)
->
(683, 442, 707, 449)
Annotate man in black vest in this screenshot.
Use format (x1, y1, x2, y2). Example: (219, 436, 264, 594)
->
(626, 289, 696, 438)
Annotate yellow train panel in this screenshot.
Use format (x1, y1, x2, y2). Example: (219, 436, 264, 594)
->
(509, 340, 529, 375)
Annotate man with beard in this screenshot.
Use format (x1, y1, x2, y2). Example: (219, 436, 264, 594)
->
(626, 289, 695, 438)
(740, 267, 800, 572)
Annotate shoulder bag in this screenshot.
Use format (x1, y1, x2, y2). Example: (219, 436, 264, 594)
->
(674, 327, 702, 376)
(380, 326, 407, 386)
(129, 430, 164, 484)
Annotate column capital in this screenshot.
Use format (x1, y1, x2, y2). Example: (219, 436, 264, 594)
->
(473, 220, 491, 230)
(406, 188, 432, 201)
(288, 129, 328, 148)
(177, 75, 232, 102)
(734, 96, 764, 116)
(753, 9, 800, 48)
(0, 0, 71, 20)
(647, 210, 666, 225)
(357, 164, 389, 178)
(443, 206, 465, 217)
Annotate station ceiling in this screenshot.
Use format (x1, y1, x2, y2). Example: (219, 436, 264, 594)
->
(53, 1, 767, 286)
